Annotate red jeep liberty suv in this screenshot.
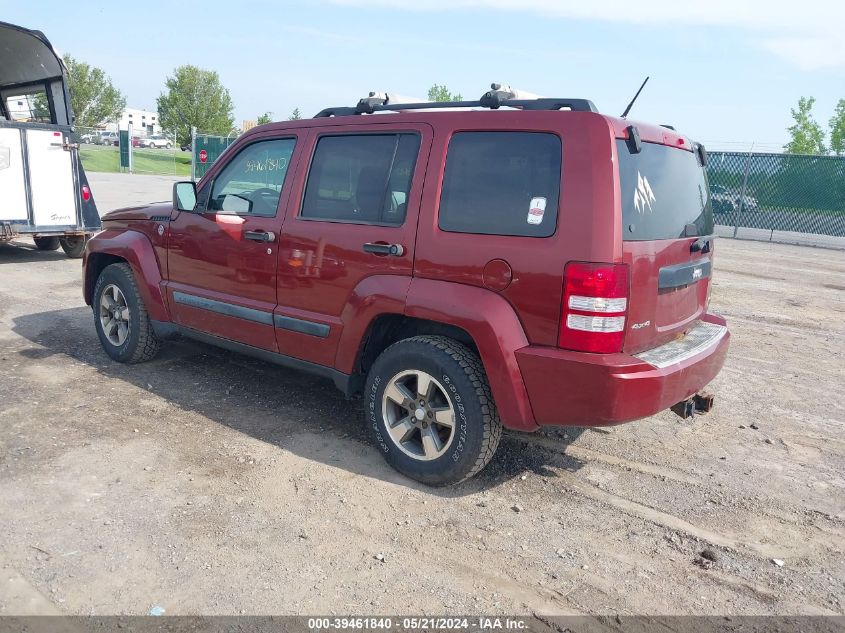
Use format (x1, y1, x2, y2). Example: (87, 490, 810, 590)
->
(83, 87, 729, 485)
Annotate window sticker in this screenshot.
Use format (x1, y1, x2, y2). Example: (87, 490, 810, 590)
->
(527, 197, 546, 225)
(633, 171, 656, 214)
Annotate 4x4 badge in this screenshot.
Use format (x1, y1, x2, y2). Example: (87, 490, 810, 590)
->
(633, 171, 656, 214)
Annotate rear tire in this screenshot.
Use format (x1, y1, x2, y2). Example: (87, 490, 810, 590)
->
(33, 236, 60, 251)
(365, 335, 502, 486)
(93, 263, 161, 363)
(59, 236, 88, 258)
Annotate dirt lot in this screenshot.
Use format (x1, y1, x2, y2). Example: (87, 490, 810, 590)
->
(0, 237, 843, 617)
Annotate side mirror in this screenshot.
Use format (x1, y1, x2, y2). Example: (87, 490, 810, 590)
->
(173, 181, 197, 212)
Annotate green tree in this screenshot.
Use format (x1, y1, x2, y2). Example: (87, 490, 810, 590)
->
(289, 108, 302, 120)
(157, 65, 235, 146)
(427, 84, 462, 102)
(784, 96, 826, 155)
(31, 92, 51, 121)
(829, 99, 845, 156)
(256, 112, 272, 125)
(63, 54, 126, 128)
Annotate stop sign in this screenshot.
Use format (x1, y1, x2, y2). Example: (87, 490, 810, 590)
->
(199, 149, 208, 164)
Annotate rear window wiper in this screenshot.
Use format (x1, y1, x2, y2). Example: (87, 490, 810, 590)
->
(690, 234, 714, 254)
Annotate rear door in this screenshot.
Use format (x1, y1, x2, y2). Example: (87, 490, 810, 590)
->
(617, 140, 714, 353)
(26, 128, 78, 228)
(275, 124, 431, 367)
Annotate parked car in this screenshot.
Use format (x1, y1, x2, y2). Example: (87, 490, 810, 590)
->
(83, 87, 729, 485)
(710, 184, 758, 214)
(98, 131, 119, 146)
(132, 136, 140, 148)
(180, 143, 192, 152)
(140, 134, 172, 149)
(710, 185, 736, 214)
(80, 131, 99, 144)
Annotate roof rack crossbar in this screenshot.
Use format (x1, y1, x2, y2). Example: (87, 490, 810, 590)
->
(313, 98, 598, 118)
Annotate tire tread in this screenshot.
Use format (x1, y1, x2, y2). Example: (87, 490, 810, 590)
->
(382, 335, 502, 484)
(94, 263, 160, 363)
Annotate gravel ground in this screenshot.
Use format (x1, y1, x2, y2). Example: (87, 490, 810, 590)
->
(0, 236, 843, 617)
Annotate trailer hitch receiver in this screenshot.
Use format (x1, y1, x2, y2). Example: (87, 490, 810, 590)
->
(671, 391, 715, 420)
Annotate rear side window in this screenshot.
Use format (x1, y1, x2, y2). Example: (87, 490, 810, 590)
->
(301, 134, 420, 225)
(438, 132, 561, 237)
(617, 140, 714, 240)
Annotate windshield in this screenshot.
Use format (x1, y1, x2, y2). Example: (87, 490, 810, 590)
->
(617, 140, 713, 240)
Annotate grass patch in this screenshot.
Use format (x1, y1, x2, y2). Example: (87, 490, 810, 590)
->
(79, 146, 119, 172)
(80, 145, 191, 177)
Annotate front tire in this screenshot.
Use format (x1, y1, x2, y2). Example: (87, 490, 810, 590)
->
(365, 335, 502, 486)
(34, 236, 60, 251)
(60, 236, 88, 258)
(93, 263, 161, 363)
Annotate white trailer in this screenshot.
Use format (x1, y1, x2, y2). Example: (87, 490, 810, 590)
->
(0, 21, 100, 257)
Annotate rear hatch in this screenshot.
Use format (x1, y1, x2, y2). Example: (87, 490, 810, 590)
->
(617, 138, 714, 354)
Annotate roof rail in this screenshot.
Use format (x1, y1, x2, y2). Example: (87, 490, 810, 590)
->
(314, 97, 598, 118)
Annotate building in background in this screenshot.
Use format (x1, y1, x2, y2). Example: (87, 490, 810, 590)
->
(242, 119, 257, 132)
(104, 107, 162, 136)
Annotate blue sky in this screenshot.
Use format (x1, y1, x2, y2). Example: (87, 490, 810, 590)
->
(6, 0, 843, 150)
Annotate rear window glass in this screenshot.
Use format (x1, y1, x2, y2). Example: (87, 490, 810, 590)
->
(439, 132, 561, 237)
(617, 140, 713, 240)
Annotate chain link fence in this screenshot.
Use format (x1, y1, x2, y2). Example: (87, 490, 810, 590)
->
(707, 150, 845, 239)
(191, 129, 239, 179)
(74, 126, 189, 176)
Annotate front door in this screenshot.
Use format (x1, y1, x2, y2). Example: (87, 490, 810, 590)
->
(166, 135, 300, 351)
(275, 124, 432, 368)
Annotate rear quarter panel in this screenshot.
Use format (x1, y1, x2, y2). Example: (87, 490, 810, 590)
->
(413, 111, 622, 346)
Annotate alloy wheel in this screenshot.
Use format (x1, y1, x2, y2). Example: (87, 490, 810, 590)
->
(99, 284, 131, 346)
(381, 370, 456, 460)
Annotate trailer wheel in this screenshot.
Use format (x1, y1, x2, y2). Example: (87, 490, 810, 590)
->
(60, 235, 88, 258)
(93, 263, 161, 363)
(34, 236, 60, 251)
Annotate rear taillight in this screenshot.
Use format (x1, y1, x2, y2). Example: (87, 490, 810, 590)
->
(559, 262, 629, 353)
(81, 185, 91, 202)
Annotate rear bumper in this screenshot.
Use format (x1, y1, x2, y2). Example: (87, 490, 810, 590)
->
(515, 314, 730, 427)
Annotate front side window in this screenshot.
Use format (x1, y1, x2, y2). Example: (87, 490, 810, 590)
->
(208, 138, 296, 216)
(438, 132, 562, 237)
(301, 133, 421, 225)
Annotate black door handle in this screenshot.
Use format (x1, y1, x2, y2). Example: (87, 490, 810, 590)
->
(363, 242, 404, 256)
(245, 230, 276, 243)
